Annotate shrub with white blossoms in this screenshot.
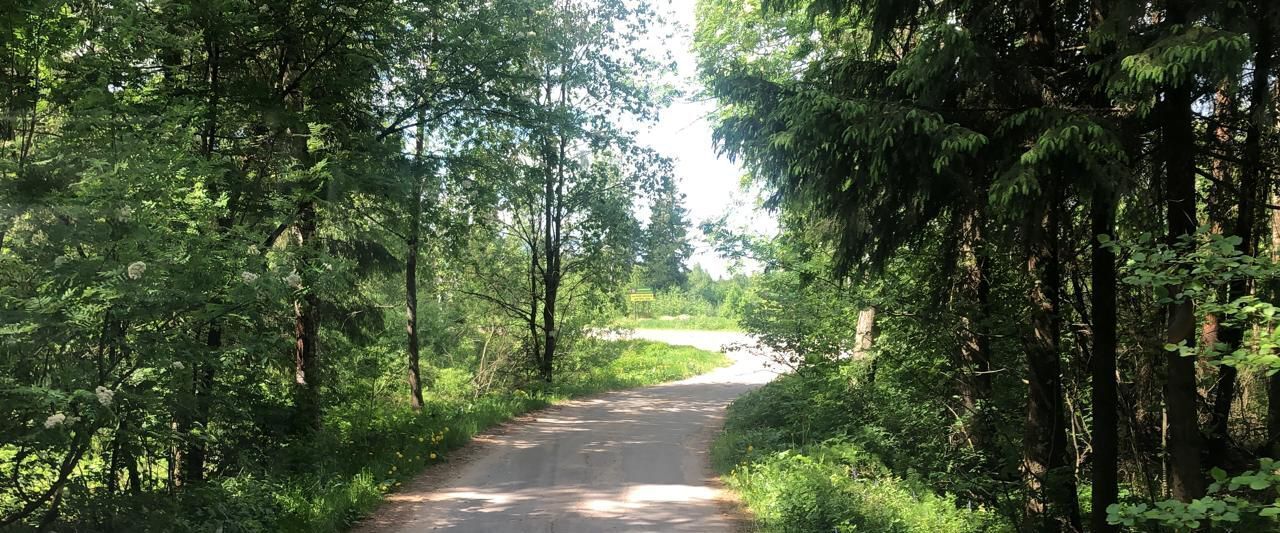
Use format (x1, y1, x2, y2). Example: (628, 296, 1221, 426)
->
(171, 361, 185, 370)
(284, 272, 303, 289)
(44, 413, 66, 428)
(116, 206, 133, 221)
(43, 413, 78, 428)
(127, 261, 146, 280)
(240, 271, 259, 283)
(94, 386, 114, 406)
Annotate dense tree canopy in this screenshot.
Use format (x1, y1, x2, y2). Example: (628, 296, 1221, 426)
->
(0, 0, 686, 529)
(697, 0, 1280, 531)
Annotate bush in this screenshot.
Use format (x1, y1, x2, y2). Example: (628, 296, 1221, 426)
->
(713, 372, 1012, 533)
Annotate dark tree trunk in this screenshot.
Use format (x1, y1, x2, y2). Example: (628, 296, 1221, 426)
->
(1209, 10, 1272, 467)
(540, 139, 561, 384)
(292, 199, 321, 430)
(1022, 193, 1084, 532)
(1018, 3, 1082, 525)
(1270, 193, 1280, 456)
(536, 78, 567, 385)
(529, 245, 542, 377)
(1090, 183, 1119, 532)
(406, 120, 427, 410)
(180, 328, 217, 484)
(1159, 0, 1205, 502)
(406, 182, 425, 410)
(283, 18, 321, 430)
(955, 207, 994, 452)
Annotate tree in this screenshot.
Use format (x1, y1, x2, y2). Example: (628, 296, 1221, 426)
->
(462, 0, 667, 383)
(640, 172, 694, 290)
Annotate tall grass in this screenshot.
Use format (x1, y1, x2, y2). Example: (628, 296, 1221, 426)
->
(712, 373, 1012, 533)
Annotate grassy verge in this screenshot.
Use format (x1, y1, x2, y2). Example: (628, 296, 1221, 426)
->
(271, 338, 730, 532)
(613, 315, 742, 331)
(711, 372, 1010, 533)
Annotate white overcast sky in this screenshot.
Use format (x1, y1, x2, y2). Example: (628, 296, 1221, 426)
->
(634, 1, 777, 279)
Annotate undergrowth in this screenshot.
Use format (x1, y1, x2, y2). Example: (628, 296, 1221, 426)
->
(713, 370, 1013, 533)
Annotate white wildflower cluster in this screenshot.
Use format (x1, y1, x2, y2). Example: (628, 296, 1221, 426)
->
(284, 272, 303, 289)
(44, 413, 79, 428)
(127, 261, 146, 280)
(247, 244, 260, 256)
(95, 386, 114, 406)
(240, 271, 259, 283)
(54, 256, 68, 267)
(171, 361, 185, 370)
(116, 206, 133, 221)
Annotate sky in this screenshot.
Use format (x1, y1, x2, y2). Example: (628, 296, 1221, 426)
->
(633, 1, 777, 279)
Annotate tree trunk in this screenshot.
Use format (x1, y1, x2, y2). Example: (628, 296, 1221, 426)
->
(1022, 194, 1084, 532)
(406, 120, 427, 410)
(1090, 182, 1119, 532)
(540, 140, 561, 384)
(538, 78, 567, 385)
(1018, 2, 1082, 525)
(1160, 0, 1205, 501)
(853, 306, 877, 358)
(406, 184, 425, 410)
(955, 207, 994, 452)
(1270, 190, 1280, 456)
(292, 199, 321, 430)
(1209, 10, 1272, 467)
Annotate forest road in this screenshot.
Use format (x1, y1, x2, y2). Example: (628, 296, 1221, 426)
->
(355, 329, 778, 532)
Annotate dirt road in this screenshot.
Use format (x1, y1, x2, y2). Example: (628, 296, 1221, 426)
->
(355, 329, 776, 532)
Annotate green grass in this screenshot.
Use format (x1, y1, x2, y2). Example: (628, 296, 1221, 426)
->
(613, 315, 743, 331)
(712, 374, 1010, 533)
(268, 338, 730, 532)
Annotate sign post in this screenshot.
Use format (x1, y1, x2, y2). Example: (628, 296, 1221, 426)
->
(627, 288, 655, 319)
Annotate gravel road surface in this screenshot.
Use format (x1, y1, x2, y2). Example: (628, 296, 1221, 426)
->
(355, 329, 776, 533)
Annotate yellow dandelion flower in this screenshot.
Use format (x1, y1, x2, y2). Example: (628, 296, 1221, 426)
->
(430, 453, 437, 459)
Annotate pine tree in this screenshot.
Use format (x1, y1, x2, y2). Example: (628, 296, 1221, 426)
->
(640, 173, 694, 291)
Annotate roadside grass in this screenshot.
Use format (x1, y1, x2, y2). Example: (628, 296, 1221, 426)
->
(712, 372, 1011, 533)
(613, 315, 742, 331)
(271, 338, 730, 532)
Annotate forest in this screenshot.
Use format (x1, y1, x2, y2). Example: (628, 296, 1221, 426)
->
(695, 0, 1280, 531)
(6, 0, 1280, 532)
(0, 0, 732, 530)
